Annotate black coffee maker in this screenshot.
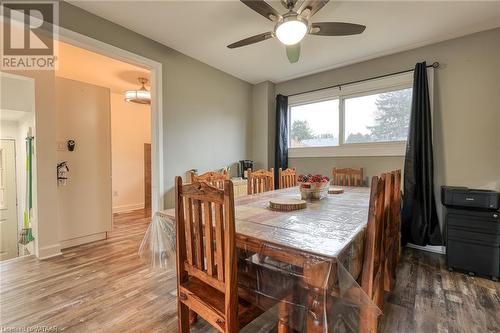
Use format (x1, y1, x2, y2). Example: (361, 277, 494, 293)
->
(238, 160, 253, 179)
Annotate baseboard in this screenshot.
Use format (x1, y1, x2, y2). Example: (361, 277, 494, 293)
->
(0, 254, 35, 264)
(38, 243, 62, 259)
(112, 203, 145, 213)
(60, 232, 107, 249)
(407, 243, 446, 255)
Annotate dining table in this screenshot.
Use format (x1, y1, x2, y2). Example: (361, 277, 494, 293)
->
(157, 185, 379, 333)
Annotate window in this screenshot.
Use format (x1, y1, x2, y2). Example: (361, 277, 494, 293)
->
(289, 99, 339, 148)
(344, 88, 412, 144)
(287, 71, 426, 157)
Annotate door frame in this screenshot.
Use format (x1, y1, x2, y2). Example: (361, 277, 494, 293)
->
(57, 27, 165, 214)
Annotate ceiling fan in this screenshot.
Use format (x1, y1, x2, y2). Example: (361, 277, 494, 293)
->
(227, 0, 366, 63)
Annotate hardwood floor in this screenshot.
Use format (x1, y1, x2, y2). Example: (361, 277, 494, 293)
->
(1, 209, 499, 332)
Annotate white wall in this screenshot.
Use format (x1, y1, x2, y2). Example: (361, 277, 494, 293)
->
(110, 92, 151, 213)
(1, 120, 18, 138)
(56, 77, 112, 248)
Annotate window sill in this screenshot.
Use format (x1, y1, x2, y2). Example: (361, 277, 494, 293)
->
(288, 142, 406, 158)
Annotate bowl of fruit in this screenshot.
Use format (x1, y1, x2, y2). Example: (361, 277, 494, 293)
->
(297, 174, 330, 200)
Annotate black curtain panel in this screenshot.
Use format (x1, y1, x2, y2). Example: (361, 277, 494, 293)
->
(402, 62, 443, 246)
(274, 94, 289, 188)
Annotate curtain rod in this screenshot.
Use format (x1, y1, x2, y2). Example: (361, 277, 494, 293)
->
(287, 62, 440, 97)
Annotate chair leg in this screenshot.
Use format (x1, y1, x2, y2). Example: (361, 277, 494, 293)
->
(359, 307, 378, 333)
(178, 301, 190, 333)
(383, 255, 392, 292)
(189, 310, 198, 325)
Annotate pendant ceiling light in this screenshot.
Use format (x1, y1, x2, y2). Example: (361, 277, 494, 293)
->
(124, 77, 151, 105)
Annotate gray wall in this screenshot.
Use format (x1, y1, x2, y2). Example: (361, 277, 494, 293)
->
(60, 3, 253, 208)
(274, 28, 500, 193)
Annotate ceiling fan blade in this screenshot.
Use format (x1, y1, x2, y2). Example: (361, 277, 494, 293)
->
(310, 22, 366, 36)
(297, 0, 329, 18)
(241, 0, 281, 21)
(286, 44, 300, 63)
(227, 32, 274, 49)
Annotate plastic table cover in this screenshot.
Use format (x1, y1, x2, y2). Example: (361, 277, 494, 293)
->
(139, 186, 381, 332)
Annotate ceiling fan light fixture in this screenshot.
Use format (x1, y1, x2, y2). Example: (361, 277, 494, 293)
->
(275, 16, 307, 45)
(124, 77, 151, 105)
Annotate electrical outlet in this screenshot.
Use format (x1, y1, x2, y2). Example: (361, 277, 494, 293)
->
(113, 191, 119, 197)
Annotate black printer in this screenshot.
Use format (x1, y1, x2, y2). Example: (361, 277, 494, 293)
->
(441, 186, 500, 281)
(441, 186, 499, 210)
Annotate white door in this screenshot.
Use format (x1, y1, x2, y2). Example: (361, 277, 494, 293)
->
(0, 139, 18, 261)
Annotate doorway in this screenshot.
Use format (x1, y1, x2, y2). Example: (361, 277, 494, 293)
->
(0, 72, 37, 261)
(59, 28, 164, 215)
(55, 41, 153, 248)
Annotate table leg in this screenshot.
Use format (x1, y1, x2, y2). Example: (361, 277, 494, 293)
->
(303, 260, 332, 333)
(306, 287, 326, 333)
(278, 296, 292, 333)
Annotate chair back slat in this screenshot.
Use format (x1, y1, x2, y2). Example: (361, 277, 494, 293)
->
(278, 168, 297, 189)
(384, 170, 402, 292)
(382, 173, 393, 291)
(332, 167, 364, 187)
(203, 201, 215, 276)
(184, 198, 194, 265)
(191, 171, 228, 189)
(192, 199, 204, 269)
(392, 170, 402, 263)
(215, 203, 225, 281)
(247, 168, 274, 195)
(223, 183, 238, 331)
(373, 174, 386, 286)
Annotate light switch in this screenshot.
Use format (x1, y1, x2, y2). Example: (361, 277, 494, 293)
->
(56, 141, 65, 151)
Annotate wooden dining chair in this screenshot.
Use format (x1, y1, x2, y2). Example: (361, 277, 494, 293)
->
(191, 170, 228, 189)
(332, 167, 364, 186)
(278, 168, 297, 189)
(359, 174, 387, 333)
(247, 168, 274, 195)
(175, 177, 262, 333)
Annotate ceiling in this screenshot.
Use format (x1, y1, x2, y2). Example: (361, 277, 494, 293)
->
(70, 1, 500, 84)
(56, 41, 150, 94)
(1, 73, 34, 121)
